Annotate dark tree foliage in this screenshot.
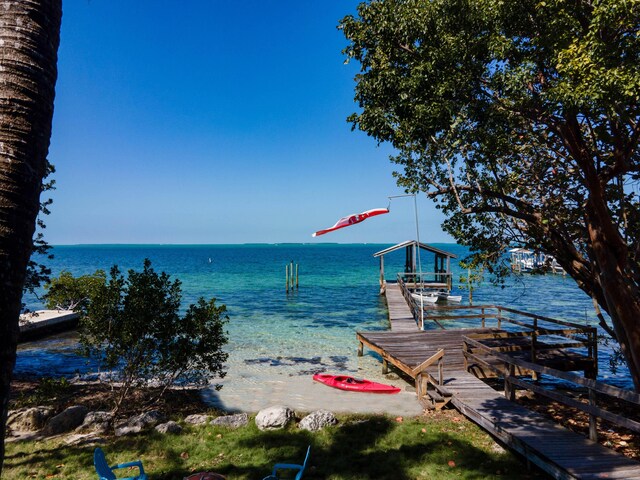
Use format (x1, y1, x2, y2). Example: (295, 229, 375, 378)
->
(341, 0, 640, 389)
(23, 162, 56, 310)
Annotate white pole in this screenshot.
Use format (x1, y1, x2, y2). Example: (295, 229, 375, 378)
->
(389, 193, 425, 328)
(413, 194, 424, 327)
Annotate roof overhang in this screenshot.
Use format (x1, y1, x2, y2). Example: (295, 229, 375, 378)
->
(373, 240, 457, 259)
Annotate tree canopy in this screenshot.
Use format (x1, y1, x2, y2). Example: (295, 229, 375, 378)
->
(341, 0, 640, 389)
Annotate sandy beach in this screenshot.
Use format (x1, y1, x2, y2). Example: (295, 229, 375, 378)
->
(203, 369, 424, 417)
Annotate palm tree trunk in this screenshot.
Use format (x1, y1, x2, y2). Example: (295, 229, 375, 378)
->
(0, 0, 61, 474)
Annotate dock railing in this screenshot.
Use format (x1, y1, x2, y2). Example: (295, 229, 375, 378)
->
(398, 271, 453, 290)
(397, 273, 453, 327)
(462, 334, 640, 442)
(424, 304, 598, 377)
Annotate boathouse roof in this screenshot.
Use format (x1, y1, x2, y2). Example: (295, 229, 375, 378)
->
(373, 240, 457, 259)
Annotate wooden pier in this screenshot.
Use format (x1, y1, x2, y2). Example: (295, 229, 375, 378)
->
(357, 282, 640, 479)
(383, 282, 422, 332)
(19, 310, 79, 342)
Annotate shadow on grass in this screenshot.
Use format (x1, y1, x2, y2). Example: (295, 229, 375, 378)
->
(222, 417, 541, 480)
(4, 415, 546, 480)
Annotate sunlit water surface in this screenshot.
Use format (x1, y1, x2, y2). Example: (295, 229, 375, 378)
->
(18, 244, 631, 391)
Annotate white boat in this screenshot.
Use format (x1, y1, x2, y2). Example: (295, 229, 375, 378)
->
(411, 291, 439, 304)
(436, 290, 462, 303)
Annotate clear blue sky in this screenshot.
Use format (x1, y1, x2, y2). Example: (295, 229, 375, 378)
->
(47, 0, 452, 245)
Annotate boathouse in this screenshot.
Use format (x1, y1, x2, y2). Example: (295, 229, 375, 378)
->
(373, 240, 457, 294)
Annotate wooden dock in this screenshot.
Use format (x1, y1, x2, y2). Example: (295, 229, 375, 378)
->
(446, 370, 640, 479)
(383, 282, 419, 332)
(357, 284, 640, 479)
(19, 310, 79, 342)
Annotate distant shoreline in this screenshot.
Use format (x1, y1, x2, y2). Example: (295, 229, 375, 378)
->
(48, 242, 461, 247)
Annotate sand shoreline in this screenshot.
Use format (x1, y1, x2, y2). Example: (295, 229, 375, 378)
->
(203, 369, 424, 417)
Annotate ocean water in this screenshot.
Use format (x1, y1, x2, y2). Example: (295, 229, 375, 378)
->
(17, 243, 632, 390)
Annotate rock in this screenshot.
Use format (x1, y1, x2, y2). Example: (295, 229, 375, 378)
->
(77, 411, 114, 433)
(7, 406, 54, 432)
(43, 405, 89, 435)
(184, 414, 209, 425)
(255, 406, 294, 431)
(114, 424, 142, 437)
(155, 421, 183, 434)
(64, 433, 106, 447)
(114, 410, 165, 437)
(210, 413, 248, 429)
(298, 410, 337, 432)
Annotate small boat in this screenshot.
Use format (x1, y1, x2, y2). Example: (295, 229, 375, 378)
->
(436, 290, 462, 303)
(312, 374, 401, 394)
(411, 291, 438, 304)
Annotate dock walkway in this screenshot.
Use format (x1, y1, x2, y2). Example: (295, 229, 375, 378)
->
(384, 282, 418, 332)
(357, 284, 640, 479)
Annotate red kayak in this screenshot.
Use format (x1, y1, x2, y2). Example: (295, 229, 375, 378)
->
(312, 374, 401, 394)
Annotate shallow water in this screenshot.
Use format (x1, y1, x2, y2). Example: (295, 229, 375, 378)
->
(18, 244, 631, 393)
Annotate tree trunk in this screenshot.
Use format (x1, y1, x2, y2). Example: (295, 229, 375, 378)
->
(0, 0, 61, 474)
(585, 196, 640, 391)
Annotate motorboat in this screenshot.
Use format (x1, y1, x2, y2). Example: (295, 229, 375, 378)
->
(436, 290, 462, 303)
(411, 291, 439, 304)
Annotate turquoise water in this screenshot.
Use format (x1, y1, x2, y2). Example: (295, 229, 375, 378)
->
(17, 243, 631, 389)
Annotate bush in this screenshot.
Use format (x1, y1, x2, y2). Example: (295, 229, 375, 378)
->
(44, 270, 106, 314)
(53, 260, 228, 413)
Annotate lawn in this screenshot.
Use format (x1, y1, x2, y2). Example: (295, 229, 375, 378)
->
(4, 410, 546, 479)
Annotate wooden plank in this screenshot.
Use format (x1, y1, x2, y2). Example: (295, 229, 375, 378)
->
(447, 371, 640, 479)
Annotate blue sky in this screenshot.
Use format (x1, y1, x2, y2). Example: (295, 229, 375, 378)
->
(47, 0, 451, 244)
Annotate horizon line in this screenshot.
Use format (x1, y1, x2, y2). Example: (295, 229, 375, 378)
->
(49, 240, 459, 247)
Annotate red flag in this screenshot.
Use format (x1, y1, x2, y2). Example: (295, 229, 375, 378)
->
(312, 208, 389, 237)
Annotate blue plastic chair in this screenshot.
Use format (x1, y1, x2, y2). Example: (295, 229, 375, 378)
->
(262, 445, 311, 480)
(94, 447, 148, 480)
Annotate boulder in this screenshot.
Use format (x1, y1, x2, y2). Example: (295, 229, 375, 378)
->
(77, 411, 114, 433)
(114, 410, 165, 437)
(298, 410, 337, 432)
(64, 432, 106, 447)
(7, 406, 54, 432)
(43, 405, 89, 435)
(255, 406, 294, 431)
(210, 413, 248, 429)
(184, 414, 209, 425)
(155, 421, 183, 434)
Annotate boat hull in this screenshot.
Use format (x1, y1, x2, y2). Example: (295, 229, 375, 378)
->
(411, 292, 438, 304)
(312, 374, 401, 394)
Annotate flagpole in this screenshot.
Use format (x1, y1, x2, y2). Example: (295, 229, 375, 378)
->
(389, 193, 424, 328)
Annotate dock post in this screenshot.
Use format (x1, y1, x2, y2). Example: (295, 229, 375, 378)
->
(357, 341, 363, 357)
(296, 263, 299, 289)
(382, 358, 389, 374)
(286, 265, 289, 293)
(505, 363, 516, 401)
(588, 388, 598, 441)
(531, 316, 538, 381)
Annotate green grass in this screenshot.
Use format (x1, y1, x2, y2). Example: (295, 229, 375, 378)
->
(4, 411, 546, 479)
